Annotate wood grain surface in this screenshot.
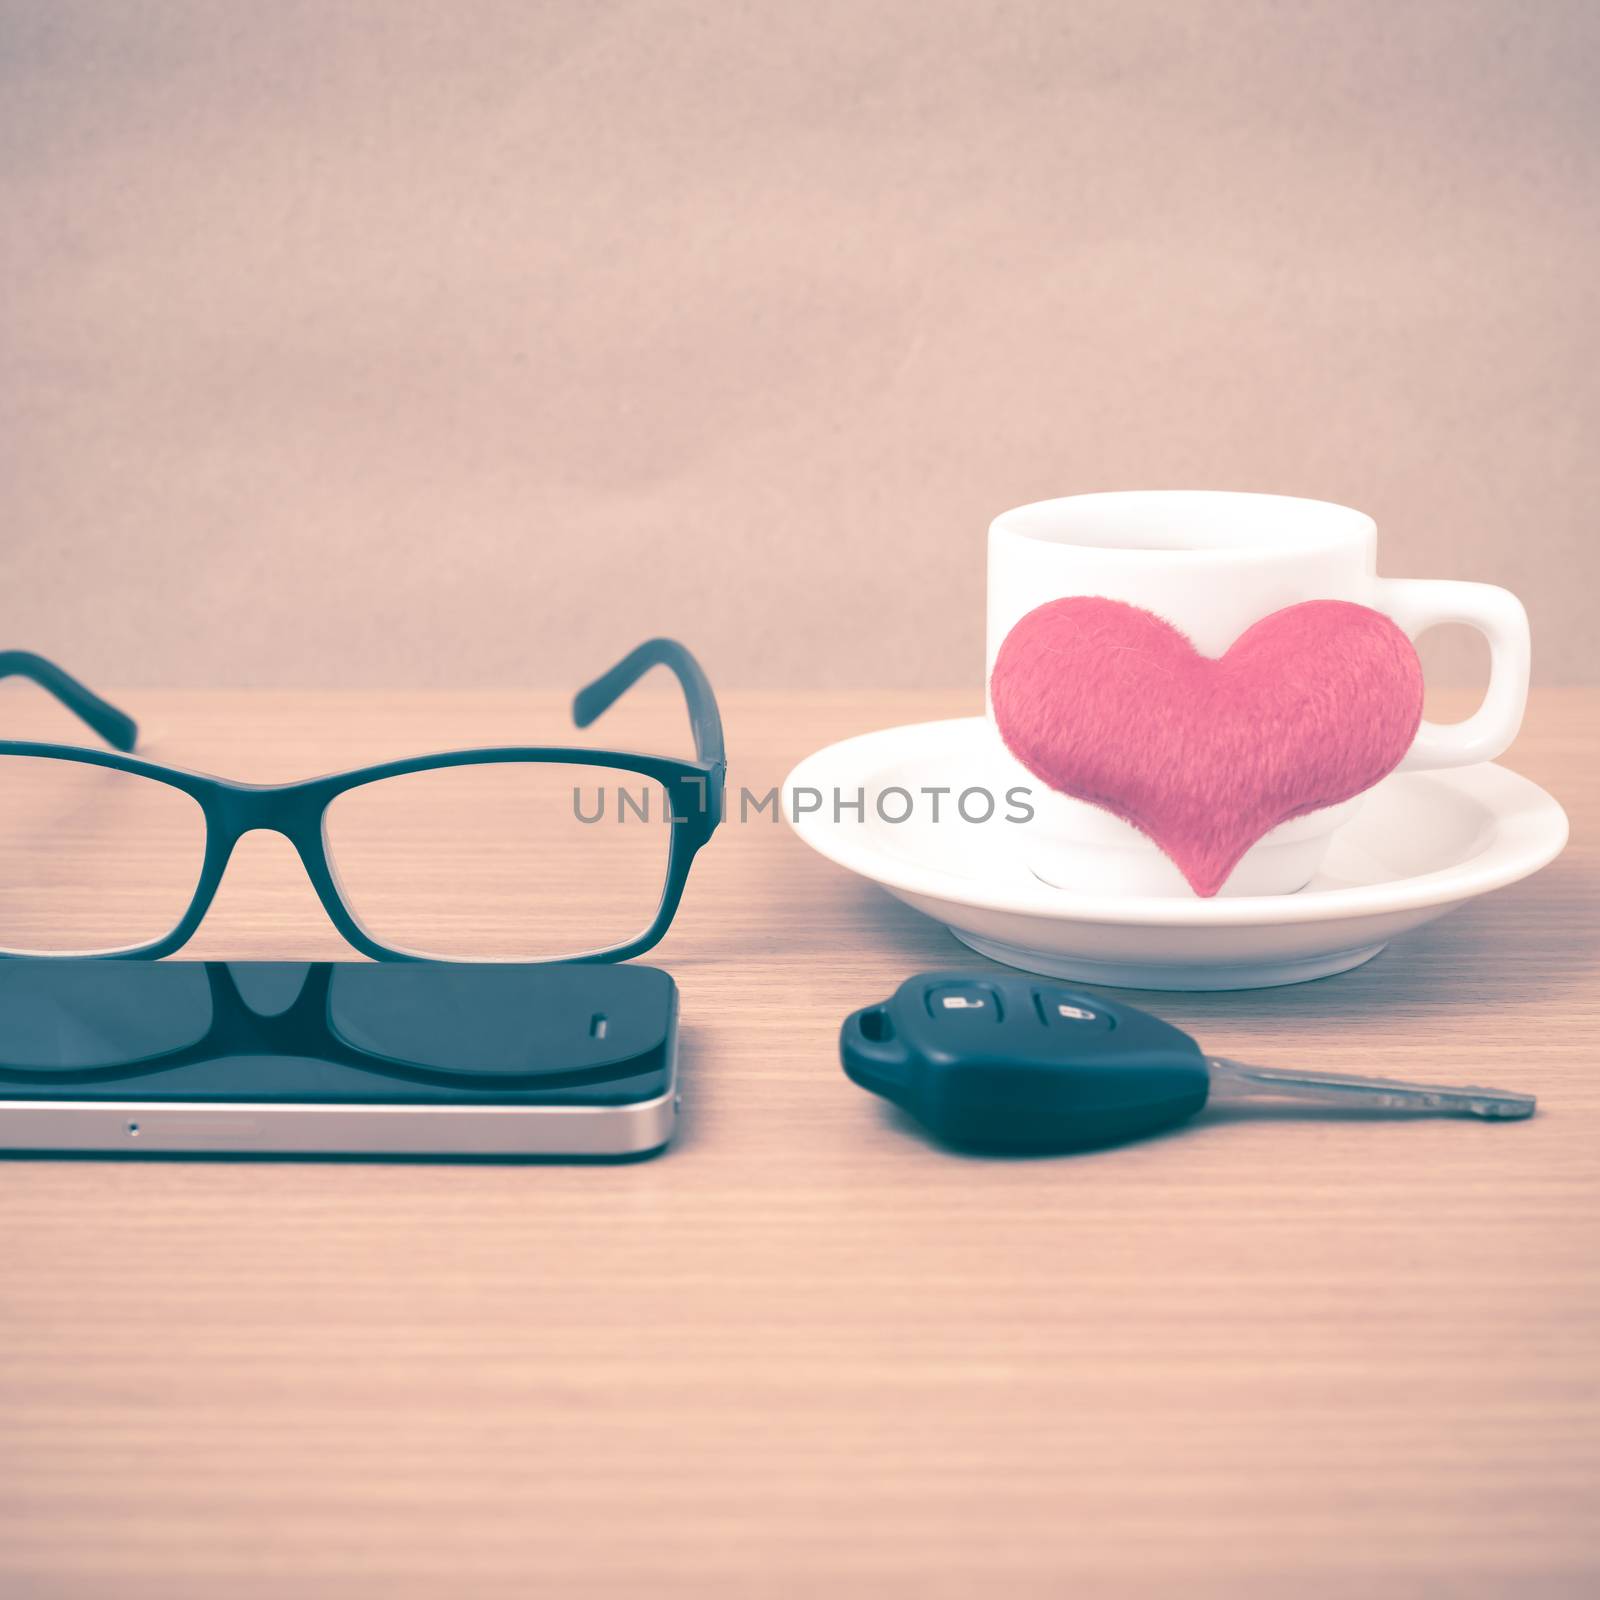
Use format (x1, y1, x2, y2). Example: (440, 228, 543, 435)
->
(0, 683, 1595, 1599)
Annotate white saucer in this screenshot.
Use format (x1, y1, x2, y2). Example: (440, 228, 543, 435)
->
(783, 718, 1569, 990)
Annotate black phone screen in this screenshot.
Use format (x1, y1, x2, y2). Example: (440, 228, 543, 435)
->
(0, 961, 675, 1107)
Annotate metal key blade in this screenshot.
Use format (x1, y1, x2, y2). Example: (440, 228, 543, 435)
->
(1206, 1058, 1535, 1120)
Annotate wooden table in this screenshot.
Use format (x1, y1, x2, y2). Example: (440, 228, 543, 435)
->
(1, 685, 1595, 1598)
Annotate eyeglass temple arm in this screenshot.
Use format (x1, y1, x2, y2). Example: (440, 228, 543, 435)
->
(0, 650, 138, 750)
(571, 638, 726, 770)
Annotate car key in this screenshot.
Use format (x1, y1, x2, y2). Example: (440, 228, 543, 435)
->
(840, 970, 1535, 1153)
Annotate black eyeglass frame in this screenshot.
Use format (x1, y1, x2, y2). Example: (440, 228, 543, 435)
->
(0, 641, 725, 963)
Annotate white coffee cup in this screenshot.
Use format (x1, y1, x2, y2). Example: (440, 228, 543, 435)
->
(986, 491, 1530, 897)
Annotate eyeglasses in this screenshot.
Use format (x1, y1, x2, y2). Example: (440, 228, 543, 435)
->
(0, 641, 724, 962)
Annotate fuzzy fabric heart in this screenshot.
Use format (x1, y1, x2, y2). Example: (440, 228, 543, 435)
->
(990, 597, 1424, 896)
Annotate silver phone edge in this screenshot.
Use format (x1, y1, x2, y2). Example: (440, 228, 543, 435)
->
(0, 1060, 677, 1158)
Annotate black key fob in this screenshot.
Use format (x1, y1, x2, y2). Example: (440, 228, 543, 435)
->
(840, 970, 1210, 1153)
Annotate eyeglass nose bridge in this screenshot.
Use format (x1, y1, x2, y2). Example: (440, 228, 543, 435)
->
(201, 779, 335, 866)
(183, 780, 351, 947)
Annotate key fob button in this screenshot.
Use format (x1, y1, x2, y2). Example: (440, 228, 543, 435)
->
(925, 982, 1002, 1021)
(1034, 988, 1114, 1031)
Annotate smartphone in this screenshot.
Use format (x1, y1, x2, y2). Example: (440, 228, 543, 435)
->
(0, 961, 678, 1159)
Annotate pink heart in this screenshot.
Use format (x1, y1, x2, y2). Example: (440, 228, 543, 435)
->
(990, 597, 1424, 896)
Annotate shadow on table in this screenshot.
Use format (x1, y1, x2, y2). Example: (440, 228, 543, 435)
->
(875, 1095, 1541, 1164)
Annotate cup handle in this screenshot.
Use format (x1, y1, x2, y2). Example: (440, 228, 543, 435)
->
(1373, 577, 1530, 769)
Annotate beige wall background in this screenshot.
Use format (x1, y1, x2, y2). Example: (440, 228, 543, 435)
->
(2, 0, 1596, 691)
